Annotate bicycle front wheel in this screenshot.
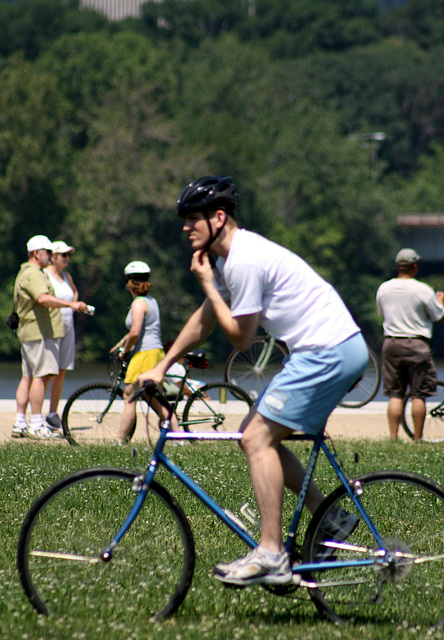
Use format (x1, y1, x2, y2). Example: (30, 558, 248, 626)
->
(181, 382, 254, 432)
(302, 470, 444, 627)
(17, 468, 195, 621)
(62, 383, 137, 445)
(338, 345, 381, 408)
(224, 337, 288, 399)
(402, 380, 444, 442)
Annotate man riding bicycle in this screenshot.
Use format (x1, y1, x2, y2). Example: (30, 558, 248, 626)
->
(138, 176, 368, 586)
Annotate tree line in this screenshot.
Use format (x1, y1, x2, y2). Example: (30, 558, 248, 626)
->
(1, 0, 444, 362)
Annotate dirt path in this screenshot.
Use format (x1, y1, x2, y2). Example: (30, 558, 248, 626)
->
(0, 400, 410, 444)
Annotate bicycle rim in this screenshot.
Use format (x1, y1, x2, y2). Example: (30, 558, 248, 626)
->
(62, 383, 136, 445)
(338, 346, 381, 408)
(302, 470, 444, 627)
(17, 469, 195, 621)
(402, 381, 444, 442)
(182, 382, 253, 432)
(225, 338, 288, 399)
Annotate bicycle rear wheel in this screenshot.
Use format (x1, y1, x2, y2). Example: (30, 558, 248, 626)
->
(302, 470, 444, 627)
(402, 380, 444, 442)
(17, 468, 195, 621)
(338, 345, 381, 408)
(181, 382, 254, 432)
(62, 383, 137, 445)
(224, 337, 288, 399)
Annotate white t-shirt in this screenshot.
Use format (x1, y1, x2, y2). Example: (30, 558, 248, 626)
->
(214, 229, 359, 353)
(376, 278, 444, 339)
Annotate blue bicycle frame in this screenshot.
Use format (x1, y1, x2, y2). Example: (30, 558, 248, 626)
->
(102, 422, 386, 576)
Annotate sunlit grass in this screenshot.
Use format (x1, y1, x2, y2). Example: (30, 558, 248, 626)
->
(1, 438, 443, 640)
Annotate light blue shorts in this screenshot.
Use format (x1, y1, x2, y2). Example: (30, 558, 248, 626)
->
(257, 333, 369, 435)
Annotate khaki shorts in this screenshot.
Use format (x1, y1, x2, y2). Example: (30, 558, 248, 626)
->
(125, 348, 165, 385)
(21, 338, 60, 378)
(382, 337, 437, 399)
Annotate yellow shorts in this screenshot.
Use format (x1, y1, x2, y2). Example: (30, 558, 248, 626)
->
(125, 348, 165, 385)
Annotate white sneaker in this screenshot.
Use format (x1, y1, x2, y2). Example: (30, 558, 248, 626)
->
(26, 424, 62, 440)
(45, 414, 62, 431)
(213, 547, 292, 586)
(11, 424, 28, 438)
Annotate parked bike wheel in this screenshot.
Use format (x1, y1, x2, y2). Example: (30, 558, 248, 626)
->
(62, 383, 137, 446)
(302, 470, 444, 626)
(402, 380, 444, 442)
(182, 382, 254, 432)
(224, 337, 288, 399)
(338, 345, 381, 408)
(17, 468, 195, 621)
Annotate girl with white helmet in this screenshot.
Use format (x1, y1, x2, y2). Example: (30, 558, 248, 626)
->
(111, 261, 171, 444)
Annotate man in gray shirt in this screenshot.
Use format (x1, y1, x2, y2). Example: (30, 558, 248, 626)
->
(376, 248, 444, 441)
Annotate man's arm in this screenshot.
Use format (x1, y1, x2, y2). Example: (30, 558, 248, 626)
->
(36, 293, 87, 313)
(191, 251, 259, 351)
(435, 291, 444, 322)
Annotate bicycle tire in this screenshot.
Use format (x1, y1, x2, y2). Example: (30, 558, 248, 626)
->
(17, 468, 195, 621)
(181, 382, 254, 432)
(337, 345, 381, 408)
(402, 380, 444, 442)
(62, 383, 137, 446)
(302, 470, 444, 626)
(224, 337, 288, 399)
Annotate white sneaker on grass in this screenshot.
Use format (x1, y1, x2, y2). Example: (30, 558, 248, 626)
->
(213, 547, 292, 586)
(26, 425, 62, 440)
(11, 424, 28, 438)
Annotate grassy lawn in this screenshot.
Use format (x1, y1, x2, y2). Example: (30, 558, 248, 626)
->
(1, 437, 443, 640)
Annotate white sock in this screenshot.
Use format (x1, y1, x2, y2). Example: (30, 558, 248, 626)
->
(30, 414, 44, 428)
(258, 546, 285, 562)
(15, 413, 28, 427)
(48, 412, 58, 418)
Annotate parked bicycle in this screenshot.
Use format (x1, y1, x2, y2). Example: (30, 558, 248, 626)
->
(61, 351, 253, 445)
(402, 379, 444, 442)
(18, 380, 444, 627)
(224, 331, 381, 408)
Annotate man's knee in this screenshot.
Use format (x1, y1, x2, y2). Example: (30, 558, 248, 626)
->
(240, 413, 289, 454)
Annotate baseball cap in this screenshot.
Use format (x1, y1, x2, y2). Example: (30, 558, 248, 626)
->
(51, 241, 75, 255)
(124, 261, 151, 275)
(395, 248, 421, 265)
(26, 235, 53, 252)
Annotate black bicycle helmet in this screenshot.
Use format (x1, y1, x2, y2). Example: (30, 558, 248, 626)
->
(176, 176, 240, 218)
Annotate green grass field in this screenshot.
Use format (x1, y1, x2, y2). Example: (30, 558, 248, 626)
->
(1, 438, 443, 640)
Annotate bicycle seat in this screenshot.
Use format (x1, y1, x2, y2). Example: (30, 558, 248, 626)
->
(185, 350, 208, 369)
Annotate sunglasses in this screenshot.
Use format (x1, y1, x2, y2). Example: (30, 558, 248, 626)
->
(57, 253, 71, 258)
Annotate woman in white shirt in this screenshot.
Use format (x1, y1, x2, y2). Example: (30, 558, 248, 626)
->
(44, 241, 78, 431)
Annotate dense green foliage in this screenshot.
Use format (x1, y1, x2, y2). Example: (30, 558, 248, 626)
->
(1, 0, 444, 361)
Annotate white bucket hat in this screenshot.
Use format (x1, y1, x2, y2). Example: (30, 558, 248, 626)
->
(51, 241, 75, 255)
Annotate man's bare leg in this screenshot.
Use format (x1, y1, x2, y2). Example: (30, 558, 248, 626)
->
(240, 412, 324, 553)
(411, 397, 426, 441)
(29, 375, 51, 416)
(16, 376, 31, 414)
(387, 397, 403, 441)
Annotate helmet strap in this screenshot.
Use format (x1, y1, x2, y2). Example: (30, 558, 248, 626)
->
(201, 210, 228, 255)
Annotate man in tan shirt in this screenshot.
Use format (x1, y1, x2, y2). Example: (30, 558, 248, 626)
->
(12, 235, 88, 440)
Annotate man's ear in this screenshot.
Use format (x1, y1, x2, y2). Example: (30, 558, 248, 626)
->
(215, 209, 227, 228)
